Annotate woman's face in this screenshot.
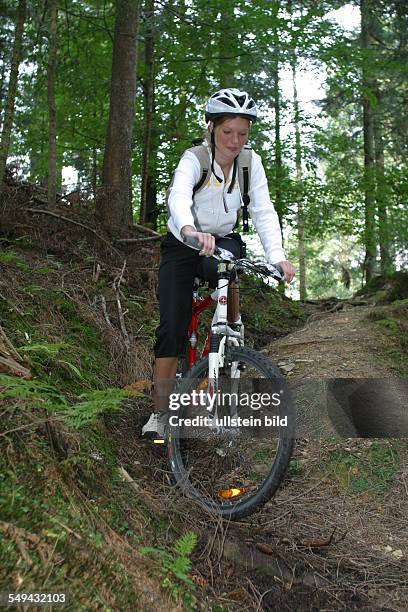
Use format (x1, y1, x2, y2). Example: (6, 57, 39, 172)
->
(212, 116, 250, 163)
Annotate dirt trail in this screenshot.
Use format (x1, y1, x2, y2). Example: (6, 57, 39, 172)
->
(112, 301, 408, 611)
(216, 303, 408, 611)
(263, 303, 407, 440)
(266, 303, 394, 379)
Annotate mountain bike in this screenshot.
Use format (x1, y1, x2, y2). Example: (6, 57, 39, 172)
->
(166, 236, 295, 520)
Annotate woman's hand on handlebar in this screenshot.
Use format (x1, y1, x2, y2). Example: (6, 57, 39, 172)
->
(181, 226, 215, 257)
(276, 260, 296, 283)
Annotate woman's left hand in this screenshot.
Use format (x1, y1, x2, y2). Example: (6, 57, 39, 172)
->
(276, 260, 296, 283)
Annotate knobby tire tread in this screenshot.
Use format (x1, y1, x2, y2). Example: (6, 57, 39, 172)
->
(168, 346, 294, 520)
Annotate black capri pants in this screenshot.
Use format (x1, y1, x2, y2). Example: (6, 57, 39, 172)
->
(154, 232, 243, 358)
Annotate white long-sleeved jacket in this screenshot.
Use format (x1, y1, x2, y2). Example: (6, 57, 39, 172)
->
(167, 144, 286, 264)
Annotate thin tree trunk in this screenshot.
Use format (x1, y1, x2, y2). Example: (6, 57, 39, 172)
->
(373, 94, 392, 275)
(360, 0, 377, 283)
(91, 104, 98, 199)
(292, 59, 306, 301)
(272, 31, 283, 227)
(145, 173, 157, 226)
(0, 54, 7, 126)
(47, 0, 58, 207)
(92, 145, 97, 200)
(0, 0, 27, 188)
(139, 0, 155, 225)
(100, 0, 140, 231)
(218, 5, 234, 88)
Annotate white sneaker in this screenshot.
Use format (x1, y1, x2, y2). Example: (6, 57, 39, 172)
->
(141, 412, 167, 439)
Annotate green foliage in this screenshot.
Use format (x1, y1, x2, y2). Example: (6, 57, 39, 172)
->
(287, 233, 364, 299)
(0, 421, 165, 609)
(367, 300, 408, 374)
(0, 374, 135, 428)
(140, 531, 198, 608)
(0, 374, 68, 410)
(240, 274, 306, 346)
(3, 0, 407, 284)
(376, 318, 398, 333)
(288, 458, 303, 477)
(0, 250, 30, 271)
(327, 441, 406, 495)
(61, 387, 131, 428)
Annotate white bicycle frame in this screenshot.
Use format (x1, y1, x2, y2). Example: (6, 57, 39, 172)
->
(207, 262, 243, 426)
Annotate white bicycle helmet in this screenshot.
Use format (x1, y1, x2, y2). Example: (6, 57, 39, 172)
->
(205, 88, 258, 123)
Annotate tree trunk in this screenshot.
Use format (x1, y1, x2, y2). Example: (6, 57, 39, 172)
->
(218, 5, 234, 88)
(100, 0, 140, 232)
(139, 0, 156, 226)
(145, 173, 157, 225)
(0, 0, 27, 189)
(0, 53, 7, 124)
(272, 30, 283, 227)
(373, 95, 393, 276)
(292, 59, 306, 301)
(360, 0, 377, 283)
(47, 0, 58, 207)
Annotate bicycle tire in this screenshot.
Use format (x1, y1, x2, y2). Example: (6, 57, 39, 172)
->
(167, 346, 295, 520)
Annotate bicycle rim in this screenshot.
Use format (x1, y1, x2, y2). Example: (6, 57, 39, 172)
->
(167, 347, 295, 519)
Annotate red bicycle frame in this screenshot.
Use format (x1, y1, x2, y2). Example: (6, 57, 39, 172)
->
(187, 292, 213, 369)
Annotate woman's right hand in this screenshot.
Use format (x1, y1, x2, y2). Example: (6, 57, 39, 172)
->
(181, 225, 215, 257)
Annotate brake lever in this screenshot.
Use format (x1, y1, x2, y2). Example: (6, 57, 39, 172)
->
(182, 235, 235, 262)
(264, 262, 284, 281)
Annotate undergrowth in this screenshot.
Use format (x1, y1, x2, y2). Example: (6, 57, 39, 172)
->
(325, 441, 407, 495)
(367, 300, 408, 375)
(141, 531, 198, 609)
(0, 239, 197, 608)
(0, 236, 306, 609)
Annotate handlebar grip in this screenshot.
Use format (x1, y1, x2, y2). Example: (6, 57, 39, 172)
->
(182, 235, 202, 250)
(182, 234, 223, 257)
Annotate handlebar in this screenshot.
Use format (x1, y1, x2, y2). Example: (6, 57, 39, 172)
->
(182, 234, 284, 282)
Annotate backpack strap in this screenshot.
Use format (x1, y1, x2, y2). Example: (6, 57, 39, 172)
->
(188, 144, 212, 196)
(165, 144, 211, 228)
(166, 142, 252, 233)
(237, 145, 252, 233)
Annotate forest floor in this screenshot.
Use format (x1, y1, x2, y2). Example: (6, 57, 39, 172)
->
(1, 183, 407, 611)
(110, 297, 408, 611)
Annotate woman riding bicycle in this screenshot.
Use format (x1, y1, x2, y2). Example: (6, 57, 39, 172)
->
(142, 87, 295, 438)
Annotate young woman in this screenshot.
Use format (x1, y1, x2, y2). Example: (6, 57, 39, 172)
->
(142, 88, 295, 437)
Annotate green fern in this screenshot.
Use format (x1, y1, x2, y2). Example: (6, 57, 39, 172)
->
(56, 359, 84, 379)
(0, 375, 134, 428)
(140, 531, 197, 594)
(18, 342, 67, 356)
(174, 531, 197, 558)
(0, 374, 67, 409)
(60, 388, 129, 428)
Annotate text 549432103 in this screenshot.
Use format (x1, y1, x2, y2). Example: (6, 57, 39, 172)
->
(0, 592, 68, 606)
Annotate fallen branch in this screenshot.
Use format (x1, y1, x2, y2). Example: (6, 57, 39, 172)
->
(0, 325, 31, 379)
(116, 295, 130, 348)
(114, 235, 163, 243)
(100, 295, 112, 327)
(113, 261, 130, 347)
(297, 527, 347, 550)
(0, 355, 32, 380)
(118, 466, 166, 518)
(0, 324, 23, 361)
(132, 223, 161, 236)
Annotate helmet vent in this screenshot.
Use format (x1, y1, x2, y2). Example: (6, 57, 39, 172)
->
(233, 94, 246, 106)
(219, 96, 235, 107)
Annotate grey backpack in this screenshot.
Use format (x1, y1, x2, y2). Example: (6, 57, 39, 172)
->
(166, 142, 252, 232)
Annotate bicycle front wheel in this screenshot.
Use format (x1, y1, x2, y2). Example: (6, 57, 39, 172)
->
(167, 347, 295, 520)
